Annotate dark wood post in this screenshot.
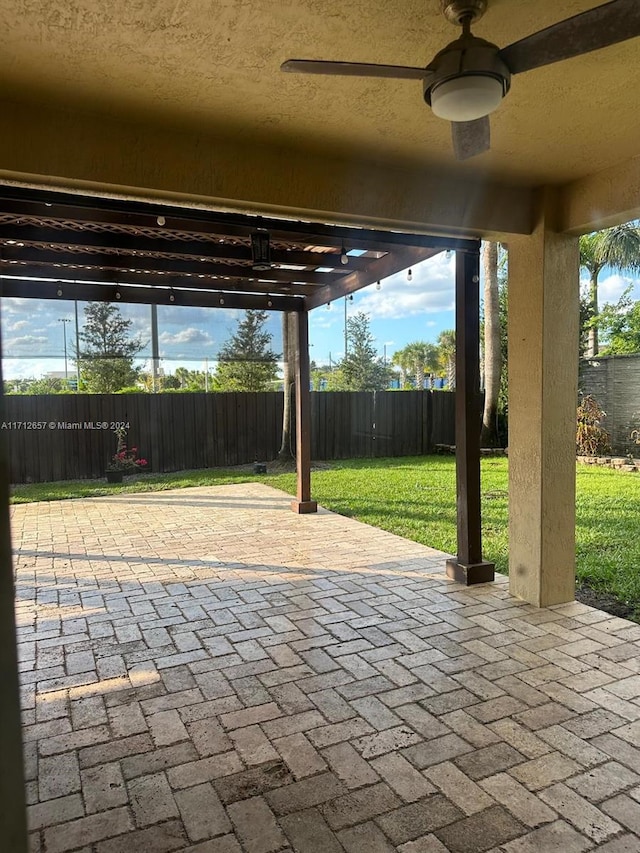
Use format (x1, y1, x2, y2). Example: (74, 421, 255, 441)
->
(291, 309, 317, 514)
(446, 246, 495, 585)
(0, 295, 28, 851)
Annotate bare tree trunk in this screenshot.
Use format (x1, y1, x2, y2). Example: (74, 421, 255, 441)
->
(587, 270, 599, 357)
(481, 242, 502, 446)
(277, 312, 295, 462)
(447, 357, 455, 390)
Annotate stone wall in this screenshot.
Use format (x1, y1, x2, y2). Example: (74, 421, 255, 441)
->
(580, 354, 640, 455)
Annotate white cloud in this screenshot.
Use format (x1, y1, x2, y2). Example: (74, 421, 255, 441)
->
(2, 358, 61, 380)
(7, 334, 49, 352)
(598, 274, 640, 305)
(310, 312, 340, 330)
(159, 327, 213, 346)
(356, 254, 455, 320)
(8, 320, 30, 332)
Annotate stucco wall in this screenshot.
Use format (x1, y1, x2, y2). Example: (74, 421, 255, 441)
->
(580, 355, 640, 455)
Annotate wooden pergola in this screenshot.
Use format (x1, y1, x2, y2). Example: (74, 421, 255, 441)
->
(0, 185, 492, 581)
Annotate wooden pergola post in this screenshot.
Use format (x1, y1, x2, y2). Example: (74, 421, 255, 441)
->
(446, 246, 495, 585)
(291, 309, 317, 514)
(0, 302, 28, 852)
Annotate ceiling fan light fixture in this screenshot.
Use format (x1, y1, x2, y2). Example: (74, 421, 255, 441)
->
(430, 74, 504, 121)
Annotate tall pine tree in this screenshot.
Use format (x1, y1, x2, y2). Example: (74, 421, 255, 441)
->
(340, 313, 388, 391)
(213, 310, 279, 391)
(79, 302, 145, 393)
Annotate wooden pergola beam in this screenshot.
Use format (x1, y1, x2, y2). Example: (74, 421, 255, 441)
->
(0, 278, 305, 312)
(0, 227, 374, 271)
(0, 188, 480, 255)
(305, 246, 441, 309)
(0, 247, 339, 286)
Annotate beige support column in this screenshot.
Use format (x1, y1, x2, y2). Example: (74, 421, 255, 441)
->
(508, 189, 579, 607)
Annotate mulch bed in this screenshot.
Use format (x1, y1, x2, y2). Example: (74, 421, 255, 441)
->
(575, 584, 636, 621)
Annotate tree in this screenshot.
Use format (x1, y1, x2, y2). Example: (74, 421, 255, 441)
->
(598, 287, 640, 354)
(436, 330, 456, 390)
(579, 291, 595, 359)
(79, 302, 145, 393)
(580, 222, 640, 357)
(23, 377, 73, 394)
(277, 312, 296, 462)
(391, 347, 413, 388)
(402, 341, 439, 389)
(339, 312, 388, 391)
(213, 310, 279, 392)
(496, 272, 508, 421)
(174, 367, 207, 391)
(481, 241, 502, 446)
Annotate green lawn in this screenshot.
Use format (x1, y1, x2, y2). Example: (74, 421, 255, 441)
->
(10, 456, 640, 619)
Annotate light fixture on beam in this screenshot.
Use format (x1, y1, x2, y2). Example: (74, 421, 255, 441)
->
(251, 230, 272, 271)
(375, 281, 381, 291)
(407, 268, 413, 282)
(340, 241, 349, 265)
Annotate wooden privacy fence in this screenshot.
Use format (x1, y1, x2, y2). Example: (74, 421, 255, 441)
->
(3, 390, 455, 483)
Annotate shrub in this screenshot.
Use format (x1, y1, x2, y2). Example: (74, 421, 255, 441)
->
(576, 394, 611, 456)
(631, 414, 640, 451)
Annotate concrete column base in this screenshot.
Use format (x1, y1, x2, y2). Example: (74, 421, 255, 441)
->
(446, 558, 495, 585)
(291, 500, 318, 514)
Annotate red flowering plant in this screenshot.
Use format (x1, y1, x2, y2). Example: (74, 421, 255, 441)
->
(106, 426, 148, 473)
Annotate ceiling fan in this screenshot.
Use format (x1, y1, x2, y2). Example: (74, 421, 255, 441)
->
(281, 0, 640, 161)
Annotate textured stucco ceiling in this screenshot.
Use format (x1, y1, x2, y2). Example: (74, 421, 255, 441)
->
(0, 0, 638, 187)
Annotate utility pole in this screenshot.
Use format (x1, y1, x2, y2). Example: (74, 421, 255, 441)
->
(74, 302, 81, 391)
(58, 318, 71, 381)
(204, 357, 209, 392)
(151, 304, 159, 393)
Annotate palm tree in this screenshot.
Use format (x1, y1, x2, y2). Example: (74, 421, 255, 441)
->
(277, 312, 295, 463)
(403, 341, 439, 390)
(481, 242, 502, 446)
(391, 347, 412, 387)
(437, 329, 456, 390)
(580, 222, 640, 357)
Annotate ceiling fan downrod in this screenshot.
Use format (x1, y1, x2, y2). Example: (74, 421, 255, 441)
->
(441, 0, 488, 27)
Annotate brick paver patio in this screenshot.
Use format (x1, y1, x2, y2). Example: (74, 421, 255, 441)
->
(11, 482, 640, 852)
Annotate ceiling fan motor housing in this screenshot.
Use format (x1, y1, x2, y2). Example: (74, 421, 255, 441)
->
(424, 35, 511, 120)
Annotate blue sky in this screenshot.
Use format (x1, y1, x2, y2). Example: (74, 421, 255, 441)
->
(1, 251, 639, 380)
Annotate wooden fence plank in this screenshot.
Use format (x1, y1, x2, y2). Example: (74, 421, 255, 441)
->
(4, 390, 456, 482)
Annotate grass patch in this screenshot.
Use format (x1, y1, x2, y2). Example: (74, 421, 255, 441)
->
(10, 455, 640, 619)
